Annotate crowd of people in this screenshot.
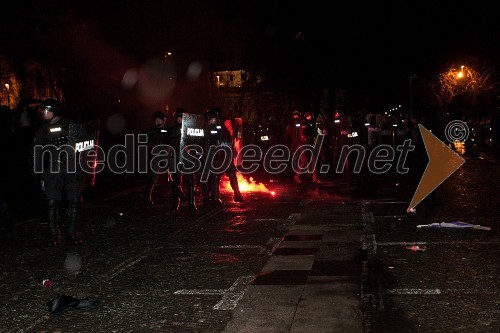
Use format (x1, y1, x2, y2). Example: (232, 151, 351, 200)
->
(2, 97, 499, 247)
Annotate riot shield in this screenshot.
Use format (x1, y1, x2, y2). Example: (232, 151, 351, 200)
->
(179, 113, 205, 165)
(72, 120, 100, 189)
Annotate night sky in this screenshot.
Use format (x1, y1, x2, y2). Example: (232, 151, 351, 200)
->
(1, 1, 498, 113)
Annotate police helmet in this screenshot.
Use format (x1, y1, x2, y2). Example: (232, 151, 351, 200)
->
(152, 111, 165, 120)
(40, 98, 61, 115)
(204, 107, 222, 123)
(174, 108, 185, 119)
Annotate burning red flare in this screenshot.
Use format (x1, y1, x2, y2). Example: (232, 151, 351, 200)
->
(221, 172, 275, 195)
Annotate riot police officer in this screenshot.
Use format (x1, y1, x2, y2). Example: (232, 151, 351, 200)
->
(144, 111, 170, 206)
(31, 99, 88, 246)
(202, 107, 232, 206)
(168, 108, 190, 210)
(285, 111, 308, 183)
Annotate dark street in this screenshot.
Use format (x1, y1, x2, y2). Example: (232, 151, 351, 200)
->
(1, 2, 499, 332)
(0, 151, 498, 332)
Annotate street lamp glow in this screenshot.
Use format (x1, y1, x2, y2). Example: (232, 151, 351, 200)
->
(4, 83, 9, 90)
(457, 65, 465, 79)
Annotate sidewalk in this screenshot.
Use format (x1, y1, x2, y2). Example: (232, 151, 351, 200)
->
(223, 192, 364, 332)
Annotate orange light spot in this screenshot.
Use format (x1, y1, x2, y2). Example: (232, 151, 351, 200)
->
(221, 172, 275, 195)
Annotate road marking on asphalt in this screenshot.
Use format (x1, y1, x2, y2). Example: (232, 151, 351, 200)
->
(104, 246, 163, 281)
(377, 241, 500, 246)
(168, 206, 224, 240)
(173, 276, 254, 311)
(286, 213, 302, 225)
(365, 201, 410, 205)
(387, 288, 442, 294)
(373, 215, 408, 218)
(15, 218, 40, 226)
(174, 289, 226, 295)
(377, 242, 428, 246)
(362, 234, 377, 254)
(252, 218, 284, 222)
(386, 288, 500, 295)
(362, 212, 375, 224)
(213, 276, 254, 310)
(218, 245, 265, 250)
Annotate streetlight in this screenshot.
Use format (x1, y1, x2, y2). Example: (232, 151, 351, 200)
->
(409, 74, 417, 120)
(4, 83, 10, 109)
(457, 65, 465, 79)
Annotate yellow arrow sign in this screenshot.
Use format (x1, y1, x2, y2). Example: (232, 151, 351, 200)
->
(408, 124, 465, 212)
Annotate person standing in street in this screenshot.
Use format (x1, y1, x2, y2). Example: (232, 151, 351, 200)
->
(144, 111, 170, 206)
(168, 108, 190, 210)
(31, 99, 88, 247)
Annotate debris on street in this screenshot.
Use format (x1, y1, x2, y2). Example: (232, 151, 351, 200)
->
(416, 221, 491, 230)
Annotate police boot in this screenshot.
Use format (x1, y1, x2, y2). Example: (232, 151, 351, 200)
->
(188, 186, 197, 210)
(202, 183, 211, 205)
(47, 200, 61, 247)
(178, 185, 187, 202)
(212, 177, 224, 207)
(144, 175, 156, 206)
(66, 199, 83, 245)
(144, 187, 154, 206)
(171, 186, 180, 211)
(229, 174, 245, 202)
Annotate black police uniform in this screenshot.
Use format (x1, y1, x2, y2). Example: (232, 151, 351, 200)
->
(144, 112, 170, 205)
(202, 108, 232, 206)
(168, 109, 190, 210)
(32, 102, 88, 246)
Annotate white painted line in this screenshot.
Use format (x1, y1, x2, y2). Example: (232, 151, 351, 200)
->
(173, 276, 253, 311)
(374, 215, 407, 218)
(252, 218, 284, 222)
(227, 276, 254, 292)
(104, 246, 162, 281)
(174, 289, 225, 295)
(213, 292, 244, 310)
(15, 218, 40, 226)
(386, 288, 499, 295)
(377, 242, 428, 246)
(214, 276, 253, 310)
(361, 235, 370, 251)
(362, 212, 374, 223)
(386, 289, 441, 295)
(326, 224, 359, 228)
(287, 213, 302, 224)
(218, 245, 264, 250)
(377, 241, 500, 246)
